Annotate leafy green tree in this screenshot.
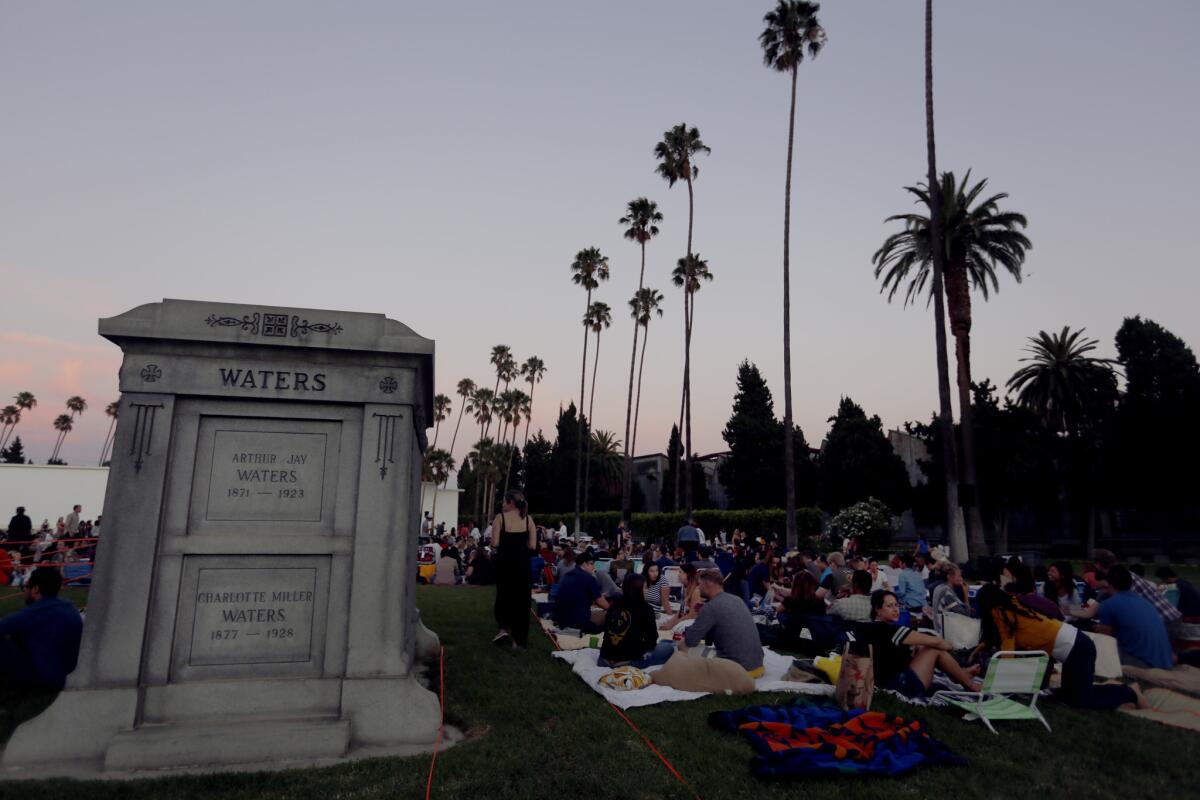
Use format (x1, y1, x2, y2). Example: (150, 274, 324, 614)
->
(660, 424, 683, 513)
(551, 403, 588, 517)
(1, 435, 27, 464)
(619, 197, 663, 526)
(760, 0, 826, 550)
(874, 171, 1031, 556)
(655, 123, 710, 518)
(1112, 316, 1200, 522)
(520, 432, 554, 511)
(720, 361, 784, 509)
(818, 397, 911, 514)
(827, 497, 895, 554)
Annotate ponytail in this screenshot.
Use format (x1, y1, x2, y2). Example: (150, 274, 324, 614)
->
(504, 490, 528, 519)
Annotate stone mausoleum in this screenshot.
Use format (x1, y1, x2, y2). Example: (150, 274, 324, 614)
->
(2, 299, 446, 777)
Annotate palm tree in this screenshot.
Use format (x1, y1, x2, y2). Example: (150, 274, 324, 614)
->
(502, 389, 531, 495)
(99, 401, 119, 465)
(0, 406, 19, 452)
(50, 414, 73, 463)
(570, 246, 610, 532)
(448, 378, 477, 462)
(66, 395, 87, 419)
(471, 387, 496, 441)
(590, 430, 624, 498)
(2, 392, 36, 451)
(873, 171, 1031, 556)
(618, 197, 663, 527)
(760, 0, 825, 550)
(1007, 327, 1117, 547)
(486, 345, 512, 436)
(671, 253, 714, 516)
(628, 288, 665, 470)
(469, 438, 503, 523)
(655, 123, 710, 517)
(422, 449, 456, 533)
(519, 356, 546, 446)
(582, 301, 612, 512)
(431, 393, 452, 451)
(916, 0, 967, 563)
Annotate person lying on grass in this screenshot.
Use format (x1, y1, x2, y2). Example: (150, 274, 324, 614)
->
(858, 590, 980, 700)
(677, 569, 765, 677)
(973, 583, 1145, 710)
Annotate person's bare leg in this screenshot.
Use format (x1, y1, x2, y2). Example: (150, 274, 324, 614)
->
(935, 650, 980, 690)
(908, 647, 940, 687)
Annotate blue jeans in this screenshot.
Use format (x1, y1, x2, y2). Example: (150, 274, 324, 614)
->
(598, 641, 676, 669)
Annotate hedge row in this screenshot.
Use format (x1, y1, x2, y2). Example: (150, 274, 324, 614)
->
(461, 508, 825, 542)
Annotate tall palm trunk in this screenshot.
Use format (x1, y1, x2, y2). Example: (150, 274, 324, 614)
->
(574, 289, 592, 533)
(524, 381, 536, 446)
(99, 416, 116, 464)
(944, 264, 988, 556)
(682, 175, 696, 518)
(781, 64, 799, 549)
(674, 298, 687, 513)
(630, 323, 650, 492)
(584, 328, 602, 513)
(924, 0, 968, 563)
(621, 241, 647, 526)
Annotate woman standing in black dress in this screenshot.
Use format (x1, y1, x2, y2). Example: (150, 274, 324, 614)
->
(491, 490, 536, 648)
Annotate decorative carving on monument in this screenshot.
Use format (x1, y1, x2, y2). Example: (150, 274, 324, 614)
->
(203, 311, 343, 339)
(140, 364, 163, 382)
(205, 313, 261, 334)
(129, 402, 164, 473)
(373, 412, 402, 479)
(379, 376, 398, 394)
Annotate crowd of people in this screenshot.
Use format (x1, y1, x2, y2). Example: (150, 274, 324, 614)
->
(0, 504, 93, 693)
(430, 496, 1195, 714)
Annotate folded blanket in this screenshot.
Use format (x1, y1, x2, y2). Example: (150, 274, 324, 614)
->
(1119, 687, 1200, 731)
(1122, 664, 1200, 697)
(551, 647, 834, 710)
(710, 701, 967, 779)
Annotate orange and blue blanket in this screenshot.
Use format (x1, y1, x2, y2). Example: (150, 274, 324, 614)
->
(709, 702, 966, 779)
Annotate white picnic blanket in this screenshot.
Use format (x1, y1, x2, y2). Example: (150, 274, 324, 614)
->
(551, 646, 835, 709)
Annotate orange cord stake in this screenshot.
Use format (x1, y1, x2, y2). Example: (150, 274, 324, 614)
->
(424, 644, 446, 800)
(533, 608, 701, 800)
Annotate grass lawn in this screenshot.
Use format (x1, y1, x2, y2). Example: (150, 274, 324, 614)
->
(0, 586, 1195, 799)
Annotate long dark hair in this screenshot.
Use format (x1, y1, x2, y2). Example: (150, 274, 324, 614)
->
(977, 583, 1047, 649)
(620, 572, 648, 611)
(504, 490, 528, 518)
(641, 561, 661, 584)
(870, 590, 897, 620)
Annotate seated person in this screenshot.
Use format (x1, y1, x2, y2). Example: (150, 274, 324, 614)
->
(775, 570, 826, 619)
(0, 567, 84, 691)
(821, 552, 849, 598)
(642, 562, 674, 615)
(598, 573, 676, 669)
(856, 590, 979, 700)
(465, 548, 494, 585)
(867, 557, 890, 592)
(930, 563, 972, 634)
(1001, 557, 1063, 620)
(434, 553, 459, 586)
(747, 553, 776, 601)
(595, 563, 622, 600)
(829, 569, 873, 623)
(552, 552, 610, 634)
(1093, 566, 1174, 670)
(1044, 561, 1087, 613)
(661, 564, 701, 629)
(1093, 549, 1181, 627)
(975, 584, 1140, 710)
(1156, 566, 1200, 619)
(556, 548, 577, 580)
(894, 553, 927, 613)
(690, 546, 719, 572)
(679, 569, 764, 677)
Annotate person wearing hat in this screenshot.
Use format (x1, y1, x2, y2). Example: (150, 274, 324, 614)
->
(551, 551, 610, 634)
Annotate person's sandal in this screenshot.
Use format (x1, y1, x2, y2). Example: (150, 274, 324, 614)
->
(492, 631, 511, 646)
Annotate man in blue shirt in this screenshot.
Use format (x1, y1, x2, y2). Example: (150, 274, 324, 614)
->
(0, 567, 83, 691)
(676, 519, 701, 562)
(552, 553, 610, 634)
(895, 553, 928, 613)
(1096, 565, 1174, 670)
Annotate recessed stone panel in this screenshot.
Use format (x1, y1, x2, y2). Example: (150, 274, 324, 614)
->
(188, 566, 318, 666)
(205, 430, 327, 522)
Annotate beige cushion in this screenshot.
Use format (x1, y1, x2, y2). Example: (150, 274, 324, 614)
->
(651, 652, 755, 695)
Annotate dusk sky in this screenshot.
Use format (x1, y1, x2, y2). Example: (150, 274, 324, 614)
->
(3, 1, 1198, 476)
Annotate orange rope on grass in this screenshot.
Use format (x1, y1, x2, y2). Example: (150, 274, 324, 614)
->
(424, 644, 446, 800)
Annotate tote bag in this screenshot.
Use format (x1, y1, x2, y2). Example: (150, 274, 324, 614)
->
(835, 644, 874, 711)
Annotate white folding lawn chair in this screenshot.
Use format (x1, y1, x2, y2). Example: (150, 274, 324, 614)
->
(934, 650, 1051, 734)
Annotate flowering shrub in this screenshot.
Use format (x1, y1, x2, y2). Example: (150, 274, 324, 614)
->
(826, 497, 896, 554)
